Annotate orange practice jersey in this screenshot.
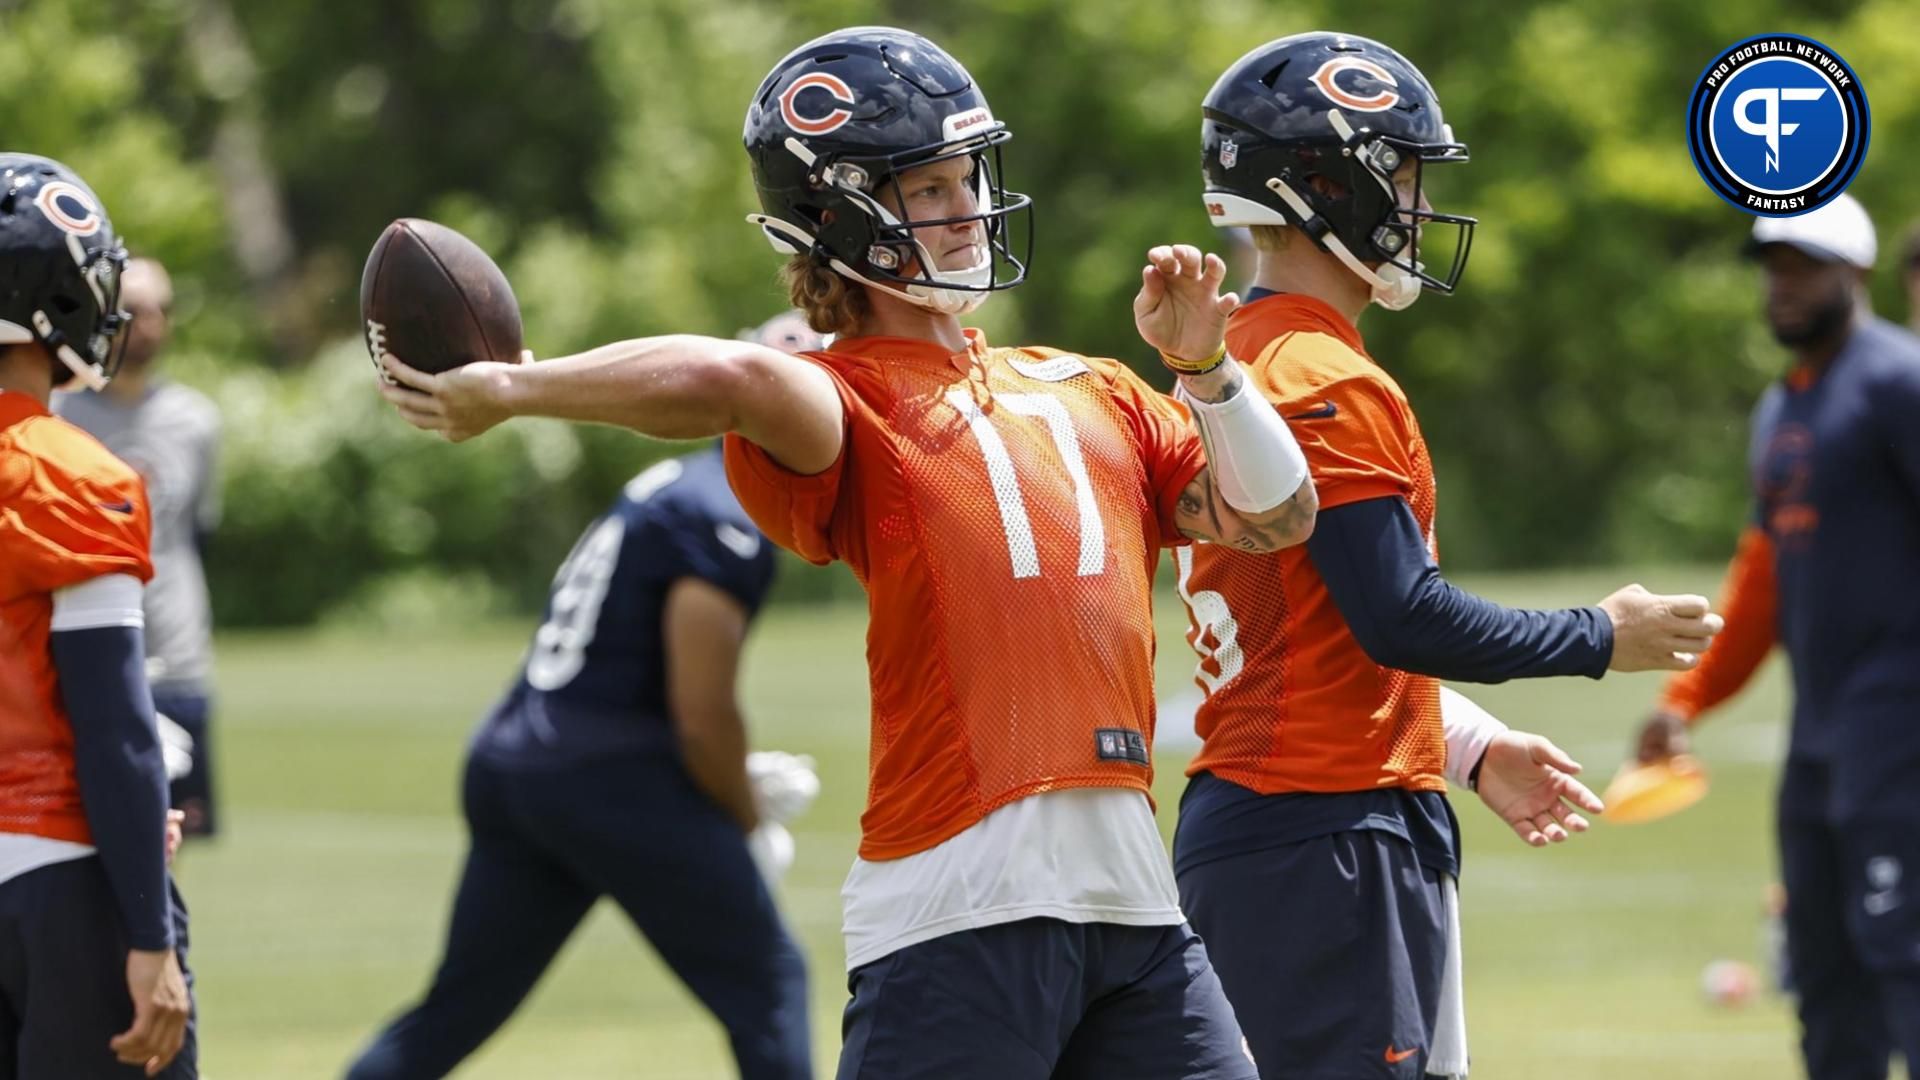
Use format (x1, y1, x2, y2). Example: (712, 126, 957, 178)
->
(1179, 294, 1447, 795)
(726, 330, 1204, 860)
(0, 390, 153, 844)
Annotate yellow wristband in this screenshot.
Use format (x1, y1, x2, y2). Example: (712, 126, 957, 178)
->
(1159, 343, 1227, 375)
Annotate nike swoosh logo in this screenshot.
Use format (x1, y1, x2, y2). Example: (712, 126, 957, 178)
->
(98, 499, 134, 514)
(1287, 402, 1338, 420)
(1385, 1046, 1419, 1064)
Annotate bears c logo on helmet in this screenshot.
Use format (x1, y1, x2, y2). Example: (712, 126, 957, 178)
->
(1308, 57, 1401, 113)
(33, 181, 103, 238)
(780, 72, 857, 136)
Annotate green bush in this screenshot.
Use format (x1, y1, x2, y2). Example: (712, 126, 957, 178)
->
(207, 342, 680, 625)
(10, 0, 1919, 626)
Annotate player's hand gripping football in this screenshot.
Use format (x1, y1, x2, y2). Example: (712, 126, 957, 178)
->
(1596, 584, 1724, 672)
(1134, 244, 1239, 369)
(112, 947, 191, 1075)
(379, 350, 534, 443)
(1475, 731, 1606, 847)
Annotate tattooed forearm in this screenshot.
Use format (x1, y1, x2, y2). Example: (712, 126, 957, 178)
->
(1247, 477, 1318, 548)
(1177, 472, 1227, 542)
(1175, 362, 1245, 406)
(1177, 470, 1319, 552)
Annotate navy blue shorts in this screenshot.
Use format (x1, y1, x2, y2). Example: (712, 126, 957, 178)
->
(836, 918, 1255, 1080)
(0, 857, 196, 1079)
(151, 689, 215, 839)
(1178, 829, 1445, 1079)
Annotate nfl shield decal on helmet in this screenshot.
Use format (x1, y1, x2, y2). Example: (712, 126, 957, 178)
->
(1219, 138, 1238, 169)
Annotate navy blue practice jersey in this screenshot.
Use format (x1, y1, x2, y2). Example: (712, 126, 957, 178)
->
(472, 447, 776, 765)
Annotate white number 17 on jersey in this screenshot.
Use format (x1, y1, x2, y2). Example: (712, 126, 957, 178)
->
(947, 389, 1106, 580)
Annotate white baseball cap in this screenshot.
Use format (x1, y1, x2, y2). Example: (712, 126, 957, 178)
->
(1749, 193, 1877, 269)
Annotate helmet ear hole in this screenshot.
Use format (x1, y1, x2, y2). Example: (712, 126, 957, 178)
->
(50, 294, 80, 316)
(1307, 174, 1348, 200)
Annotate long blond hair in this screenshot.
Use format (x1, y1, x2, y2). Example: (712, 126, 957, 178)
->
(781, 255, 870, 337)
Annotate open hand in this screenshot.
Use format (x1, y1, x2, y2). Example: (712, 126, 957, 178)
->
(1475, 731, 1606, 847)
(1134, 244, 1238, 366)
(111, 948, 190, 1075)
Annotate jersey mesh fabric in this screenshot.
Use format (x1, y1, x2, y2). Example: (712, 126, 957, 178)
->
(726, 331, 1203, 859)
(1180, 294, 1446, 794)
(0, 391, 153, 843)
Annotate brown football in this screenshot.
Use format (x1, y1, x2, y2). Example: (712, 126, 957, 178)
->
(360, 218, 522, 375)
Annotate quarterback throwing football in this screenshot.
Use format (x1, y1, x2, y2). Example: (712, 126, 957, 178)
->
(379, 26, 1317, 1080)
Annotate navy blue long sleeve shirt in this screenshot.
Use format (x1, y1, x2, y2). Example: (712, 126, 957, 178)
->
(1306, 496, 1614, 683)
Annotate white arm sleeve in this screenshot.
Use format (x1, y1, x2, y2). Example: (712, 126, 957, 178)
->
(1172, 360, 1309, 513)
(50, 574, 145, 633)
(1440, 685, 1509, 790)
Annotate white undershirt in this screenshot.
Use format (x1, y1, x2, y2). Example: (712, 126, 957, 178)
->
(0, 836, 95, 887)
(0, 575, 138, 885)
(840, 788, 1185, 970)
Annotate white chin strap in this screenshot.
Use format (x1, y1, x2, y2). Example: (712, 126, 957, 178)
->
(748, 213, 993, 316)
(1, 312, 106, 390)
(1263, 177, 1423, 311)
(902, 250, 992, 315)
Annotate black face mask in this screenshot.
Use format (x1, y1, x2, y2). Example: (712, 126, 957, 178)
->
(1770, 290, 1853, 348)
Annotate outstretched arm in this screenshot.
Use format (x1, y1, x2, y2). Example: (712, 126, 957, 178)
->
(1635, 525, 1777, 761)
(1309, 496, 1721, 681)
(380, 336, 844, 475)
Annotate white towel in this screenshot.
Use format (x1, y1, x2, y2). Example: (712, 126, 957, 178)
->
(1427, 875, 1470, 1078)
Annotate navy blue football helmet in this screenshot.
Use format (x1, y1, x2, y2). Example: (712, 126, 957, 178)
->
(0, 153, 129, 388)
(743, 27, 1031, 315)
(1201, 33, 1475, 309)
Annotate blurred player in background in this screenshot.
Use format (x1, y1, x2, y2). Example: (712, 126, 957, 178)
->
(345, 315, 825, 1080)
(742, 308, 828, 353)
(1635, 194, 1920, 1080)
(1902, 222, 1920, 335)
(0, 153, 194, 1077)
(57, 257, 224, 840)
(1178, 34, 1720, 1078)
(375, 25, 1321, 1080)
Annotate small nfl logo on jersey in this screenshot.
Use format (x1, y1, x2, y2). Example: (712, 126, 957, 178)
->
(1219, 139, 1239, 169)
(1099, 732, 1119, 756)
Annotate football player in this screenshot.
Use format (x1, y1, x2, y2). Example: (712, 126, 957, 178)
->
(376, 26, 1319, 1080)
(1635, 195, 1920, 1080)
(57, 257, 224, 841)
(346, 318, 822, 1080)
(1903, 221, 1920, 335)
(0, 154, 194, 1077)
(1174, 33, 1722, 1078)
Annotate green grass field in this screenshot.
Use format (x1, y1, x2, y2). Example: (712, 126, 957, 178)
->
(178, 565, 1845, 1079)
